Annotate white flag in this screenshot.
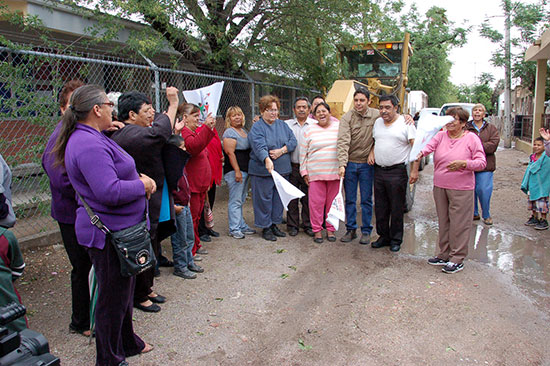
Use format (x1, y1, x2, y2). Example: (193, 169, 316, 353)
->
(409, 115, 454, 162)
(326, 178, 345, 230)
(270, 170, 305, 210)
(182, 81, 225, 123)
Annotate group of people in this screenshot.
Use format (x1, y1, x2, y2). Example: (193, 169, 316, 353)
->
(0, 76, 516, 365)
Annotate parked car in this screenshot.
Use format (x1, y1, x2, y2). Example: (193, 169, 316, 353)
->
(418, 107, 440, 120)
(439, 103, 475, 119)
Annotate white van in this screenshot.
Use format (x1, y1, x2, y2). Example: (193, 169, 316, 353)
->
(439, 103, 475, 119)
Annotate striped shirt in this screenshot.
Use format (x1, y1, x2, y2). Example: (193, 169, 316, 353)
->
(300, 120, 340, 182)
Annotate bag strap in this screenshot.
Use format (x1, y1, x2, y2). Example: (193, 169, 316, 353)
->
(75, 191, 111, 234)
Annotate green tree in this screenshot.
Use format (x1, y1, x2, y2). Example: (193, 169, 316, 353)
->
(480, 0, 550, 90)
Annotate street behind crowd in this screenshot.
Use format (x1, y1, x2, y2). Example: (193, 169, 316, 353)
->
(17, 147, 550, 365)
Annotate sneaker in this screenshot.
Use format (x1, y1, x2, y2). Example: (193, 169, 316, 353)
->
(193, 255, 202, 262)
(525, 216, 539, 226)
(340, 229, 357, 243)
(427, 257, 447, 266)
(535, 219, 549, 230)
(196, 248, 208, 255)
(473, 215, 480, 221)
(442, 262, 464, 274)
(483, 217, 493, 226)
(242, 228, 256, 235)
(230, 231, 245, 239)
(359, 233, 370, 245)
(174, 268, 197, 279)
(188, 263, 204, 273)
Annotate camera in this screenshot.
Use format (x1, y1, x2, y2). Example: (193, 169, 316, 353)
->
(0, 302, 60, 366)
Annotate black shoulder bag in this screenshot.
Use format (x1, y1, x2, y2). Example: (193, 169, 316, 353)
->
(76, 192, 156, 277)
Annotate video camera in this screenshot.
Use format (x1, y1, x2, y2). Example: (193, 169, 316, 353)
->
(0, 302, 60, 366)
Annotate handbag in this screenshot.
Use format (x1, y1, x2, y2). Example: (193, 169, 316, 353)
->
(76, 192, 156, 277)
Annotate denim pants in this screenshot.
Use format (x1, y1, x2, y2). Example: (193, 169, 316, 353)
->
(224, 171, 251, 235)
(170, 205, 195, 271)
(474, 171, 493, 219)
(344, 162, 374, 234)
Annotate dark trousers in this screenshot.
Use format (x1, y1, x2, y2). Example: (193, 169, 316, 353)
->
(133, 223, 157, 304)
(58, 222, 92, 332)
(87, 240, 145, 366)
(287, 163, 311, 230)
(374, 164, 408, 245)
(198, 184, 217, 236)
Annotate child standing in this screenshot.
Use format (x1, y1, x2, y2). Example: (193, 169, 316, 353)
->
(171, 172, 204, 279)
(521, 137, 550, 230)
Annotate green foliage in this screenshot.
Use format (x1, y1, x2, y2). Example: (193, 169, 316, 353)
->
(480, 0, 550, 89)
(455, 73, 495, 112)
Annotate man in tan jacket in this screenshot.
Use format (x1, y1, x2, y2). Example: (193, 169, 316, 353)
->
(337, 89, 379, 244)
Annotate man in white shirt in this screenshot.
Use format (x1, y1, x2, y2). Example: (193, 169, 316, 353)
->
(369, 95, 419, 252)
(285, 97, 316, 236)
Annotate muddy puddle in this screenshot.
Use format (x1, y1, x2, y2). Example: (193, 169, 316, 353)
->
(401, 218, 550, 307)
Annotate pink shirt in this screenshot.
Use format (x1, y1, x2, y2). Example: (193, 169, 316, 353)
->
(421, 130, 486, 190)
(300, 120, 340, 182)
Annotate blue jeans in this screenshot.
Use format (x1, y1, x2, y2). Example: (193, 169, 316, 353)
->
(170, 205, 195, 271)
(474, 171, 493, 219)
(344, 162, 374, 234)
(224, 170, 252, 235)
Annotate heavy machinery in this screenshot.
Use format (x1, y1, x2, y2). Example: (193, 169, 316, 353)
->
(326, 33, 412, 119)
(326, 33, 418, 211)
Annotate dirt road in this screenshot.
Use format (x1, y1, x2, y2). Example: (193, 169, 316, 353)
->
(16, 147, 550, 365)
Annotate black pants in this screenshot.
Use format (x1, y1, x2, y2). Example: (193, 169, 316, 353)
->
(374, 164, 408, 245)
(87, 239, 145, 366)
(287, 163, 311, 230)
(198, 183, 217, 236)
(58, 222, 92, 331)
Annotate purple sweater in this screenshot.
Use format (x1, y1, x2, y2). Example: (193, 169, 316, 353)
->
(65, 123, 146, 249)
(42, 121, 78, 224)
(421, 130, 486, 191)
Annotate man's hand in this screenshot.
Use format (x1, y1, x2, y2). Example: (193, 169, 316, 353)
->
(265, 157, 274, 173)
(166, 86, 179, 106)
(339, 166, 346, 178)
(367, 150, 375, 165)
(404, 114, 414, 125)
(409, 170, 419, 184)
(235, 170, 243, 183)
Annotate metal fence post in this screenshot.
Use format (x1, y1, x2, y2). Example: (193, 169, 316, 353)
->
(243, 71, 255, 125)
(140, 52, 161, 112)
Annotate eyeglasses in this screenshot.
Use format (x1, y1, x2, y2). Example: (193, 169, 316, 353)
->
(101, 102, 115, 108)
(266, 109, 278, 113)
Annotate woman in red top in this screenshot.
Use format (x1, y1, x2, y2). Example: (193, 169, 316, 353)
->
(179, 104, 216, 256)
(196, 122, 223, 242)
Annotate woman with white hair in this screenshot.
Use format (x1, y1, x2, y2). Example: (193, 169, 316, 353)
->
(465, 103, 500, 226)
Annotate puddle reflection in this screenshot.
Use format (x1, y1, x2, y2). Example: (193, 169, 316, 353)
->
(401, 219, 550, 304)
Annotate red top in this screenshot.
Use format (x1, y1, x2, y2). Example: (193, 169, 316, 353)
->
(181, 126, 215, 193)
(197, 125, 223, 185)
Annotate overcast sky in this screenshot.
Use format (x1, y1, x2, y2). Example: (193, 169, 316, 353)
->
(405, 0, 526, 86)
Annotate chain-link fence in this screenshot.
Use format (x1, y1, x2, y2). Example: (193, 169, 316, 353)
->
(0, 46, 319, 243)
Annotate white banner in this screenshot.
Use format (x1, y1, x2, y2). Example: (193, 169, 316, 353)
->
(271, 170, 305, 210)
(409, 115, 454, 162)
(182, 81, 225, 123)
(326, 178, 345, 230)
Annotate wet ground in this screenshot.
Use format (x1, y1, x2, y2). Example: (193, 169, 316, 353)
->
(11, 147, 550, 365)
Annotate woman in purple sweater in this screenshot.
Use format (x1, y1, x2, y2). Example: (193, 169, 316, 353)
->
(416, 107, 486, 274)
(52, 85, 156, 366)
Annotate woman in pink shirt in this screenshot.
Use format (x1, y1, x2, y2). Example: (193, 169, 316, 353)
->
(416, 107, 486, 274)
(300, 102, 340, 243)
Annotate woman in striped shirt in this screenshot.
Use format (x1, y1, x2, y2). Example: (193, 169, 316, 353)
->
(300, 102, 340, 243)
